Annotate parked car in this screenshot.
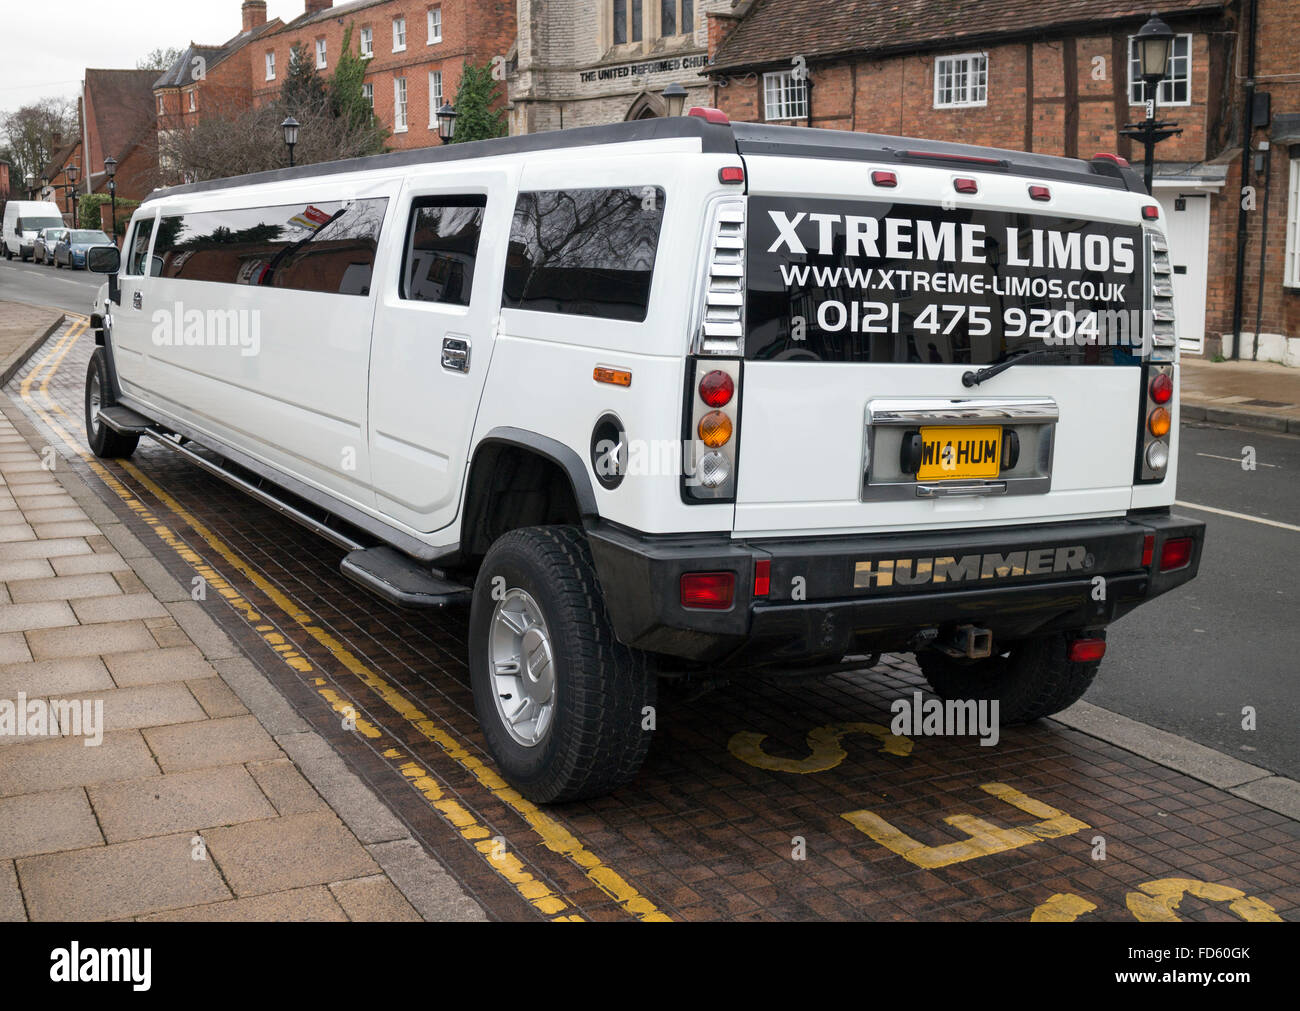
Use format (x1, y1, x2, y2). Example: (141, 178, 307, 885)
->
(85, 112, 1205, 802)
(2, 200, 64, 261)
(33, 227, 69, 265)
(55, 229, 114, 269)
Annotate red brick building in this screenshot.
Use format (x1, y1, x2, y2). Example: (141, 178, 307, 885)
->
(705, 0, 1300, 362)
(155, 0, 515, 160)
(82, 69, 160, 203)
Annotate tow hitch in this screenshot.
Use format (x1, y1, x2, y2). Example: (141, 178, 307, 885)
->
(936, 625, 994, 660)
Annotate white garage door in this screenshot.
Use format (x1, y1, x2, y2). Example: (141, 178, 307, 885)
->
(1156, 190, 1211, 355)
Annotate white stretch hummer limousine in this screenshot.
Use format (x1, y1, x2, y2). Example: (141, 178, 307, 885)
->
(85, 110, 1204, 802)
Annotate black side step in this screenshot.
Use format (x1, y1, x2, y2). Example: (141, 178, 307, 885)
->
(340, 546, 471, 608)
(97, 406, 152, 434)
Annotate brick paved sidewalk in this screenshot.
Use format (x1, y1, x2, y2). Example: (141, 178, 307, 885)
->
(1181, 357, 1300, 435)
(0, 314, 484, 922)
(0, 303, 63, 386)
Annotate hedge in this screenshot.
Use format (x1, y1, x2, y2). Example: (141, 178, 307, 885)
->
(77, 193, 141, 238)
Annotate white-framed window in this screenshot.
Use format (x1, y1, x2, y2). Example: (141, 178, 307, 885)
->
(428, 71, 444, 126)
(934, 53, 987, 108)
(362, 82, 374, 108)
(428, 6, 442, 44)
(316, 39, 327, 69)
(361, 26, 374, 58)
(1129, 33, 1193, 106)
(188, 91, 195, 112)
(158, 96, 165, 114)
(265, 51, 276, 80)
(763, 71, 808, 121)
(393, 16, 407, 52)
(394, 76, 408, 132)
(1286, 158, 1300, 289)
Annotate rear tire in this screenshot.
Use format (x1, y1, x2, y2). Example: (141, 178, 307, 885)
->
(468, 525, 655, 803)
(84, 347, 139, 459)
(917, 631, 1103, 724)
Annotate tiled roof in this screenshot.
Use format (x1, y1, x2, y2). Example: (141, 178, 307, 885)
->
(710, 0, 1226, 72)
(152, 21, 279, 89)
(84, 69, 158, 163)
(41, 140, 80, 181)
(285, 0, 392, 31)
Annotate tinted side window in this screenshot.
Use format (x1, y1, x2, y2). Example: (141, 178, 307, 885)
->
(151, 197, 388, 296)
(502, 187, 666, 322)
(400, 196, 486, 306)
(125, 219, 154, 276)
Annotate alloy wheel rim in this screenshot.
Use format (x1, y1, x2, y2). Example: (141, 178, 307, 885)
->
(488, 587, 556, 748)
(88, 372, 101, 428)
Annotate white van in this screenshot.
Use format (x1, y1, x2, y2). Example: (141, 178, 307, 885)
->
(3, 200, 65, 261)
(84, 111, 1205, 802)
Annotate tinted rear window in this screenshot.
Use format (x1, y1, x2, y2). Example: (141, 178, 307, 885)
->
(746, 196, 1145, 365)
(152, 198, 388, 296)
(502, 187, 665, 322)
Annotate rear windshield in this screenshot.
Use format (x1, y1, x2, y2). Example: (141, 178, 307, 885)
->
(71, 231, 110, 244)
(745, 196, 1145, 365)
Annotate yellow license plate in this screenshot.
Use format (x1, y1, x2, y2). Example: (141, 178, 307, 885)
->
(916, 426, 1002, 481)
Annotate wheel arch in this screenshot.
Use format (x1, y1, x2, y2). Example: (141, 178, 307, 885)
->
(460, 427, 599, 562)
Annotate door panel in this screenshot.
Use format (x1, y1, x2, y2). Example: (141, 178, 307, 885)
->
(369, 168, 516, 534)
(1156, 191, 1210, 354)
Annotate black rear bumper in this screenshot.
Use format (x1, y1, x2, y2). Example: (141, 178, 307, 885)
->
(586, 511, 1204, 667)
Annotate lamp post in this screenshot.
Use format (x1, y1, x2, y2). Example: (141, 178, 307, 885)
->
(662, 82, 687, 117)
(104, 156, 118, 246)
(25, 173, 35, 199)
(281, 117, 300, 167)
(1119, 13, 1183, 194)
(435, 103, 457, 144)
(58, 164, 80, 227)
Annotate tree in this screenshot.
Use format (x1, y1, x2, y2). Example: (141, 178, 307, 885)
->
(450, 62, 506, 144)
(0, 98, 76, 192)
(137, 47, 184, 72)
(282, 43, 328, 115)
(329, 27, 384, 143)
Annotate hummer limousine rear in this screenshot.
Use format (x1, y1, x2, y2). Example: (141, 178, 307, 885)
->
(83, 110, 1204, 802)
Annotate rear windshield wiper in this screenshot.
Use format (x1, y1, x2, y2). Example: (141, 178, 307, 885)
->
(962, 347, 1061, 388)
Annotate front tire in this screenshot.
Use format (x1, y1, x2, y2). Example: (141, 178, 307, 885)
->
(917, 631, 1103, 724)
(84, 347, 139, 458)
(468, 525, 655, 803)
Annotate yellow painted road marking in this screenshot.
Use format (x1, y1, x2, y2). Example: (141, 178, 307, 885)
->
(1126, 878, 1283, 923)
(1031, 893, 1098, 922)
(20, 321, 667, 922)
(729, 721, 913, 774)
(842, 782, 1089, 869)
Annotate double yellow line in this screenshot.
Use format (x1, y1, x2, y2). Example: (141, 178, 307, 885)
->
(18, 318, 669, 922)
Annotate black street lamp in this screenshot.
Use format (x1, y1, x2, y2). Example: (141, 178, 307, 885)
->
(1119, 13, 1183, 194)
(662, 82, 687, 117)
(435, 103, 457, 144)
(281, 117, 300, 167)
(25, 173, 35, 198)
(62, 164, 79, 227)
(104, 156, 118, 245)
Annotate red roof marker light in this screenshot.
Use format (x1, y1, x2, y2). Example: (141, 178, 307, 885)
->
(1142, 205, 1160, 220)
(719, 166, 745, 184)
(1029, 185, 1051, 201)
(871, 170, 898, 187)
(688, 106, 730, 125)
(954, 178, 978, 194)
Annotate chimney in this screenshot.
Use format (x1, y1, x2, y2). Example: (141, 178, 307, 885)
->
(305, 0, 333, 14)
(242, 0, 267, 32)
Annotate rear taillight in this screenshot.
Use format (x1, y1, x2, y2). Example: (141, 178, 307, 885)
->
(1137, 362, 1174, 483)
(1159, 537, 1193, 572)
(753, 560, 771, 597)
(698, 369, 734, 407)
(681, 572, 735, 609)
(1141, 534, 1154, 567)
(1068, 638, 1107, 663)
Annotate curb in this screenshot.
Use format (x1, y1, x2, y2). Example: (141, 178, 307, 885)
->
(1053, 701, 1300, 822)
(0, 311, 67, 388)
(1181, 402, 1300, 436)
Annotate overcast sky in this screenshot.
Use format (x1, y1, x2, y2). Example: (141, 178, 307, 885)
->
(0, 1, 304, 121)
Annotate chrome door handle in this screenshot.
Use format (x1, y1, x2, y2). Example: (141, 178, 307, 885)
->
(441, 337, 470, 373)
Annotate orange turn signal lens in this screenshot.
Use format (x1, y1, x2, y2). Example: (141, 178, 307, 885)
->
(1148, 407, 1171, 437)
(593, 367, 632, 387)
(698, 410, 733, 447)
